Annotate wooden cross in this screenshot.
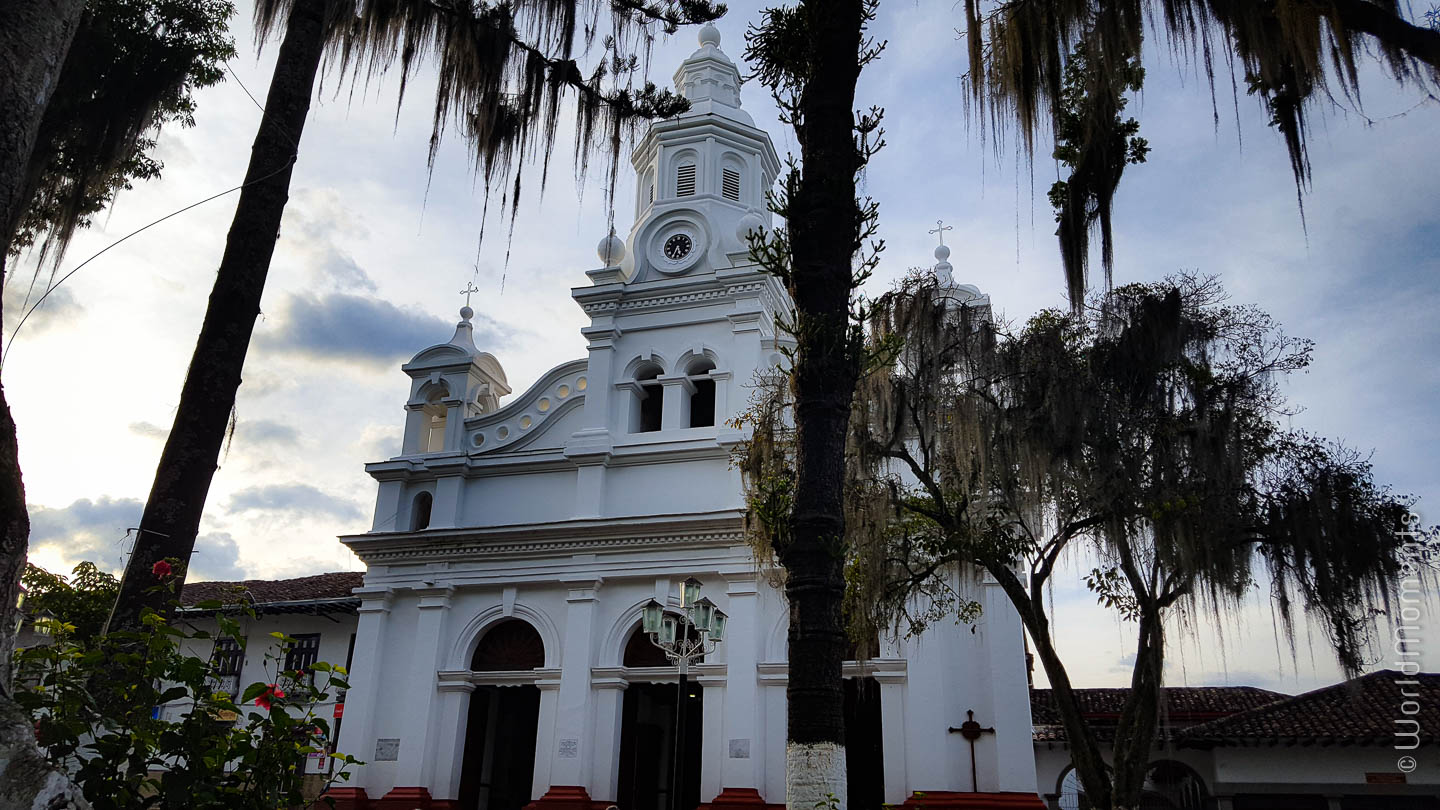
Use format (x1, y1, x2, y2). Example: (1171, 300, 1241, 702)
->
(948, 709, 995, 792)
(929, 219, 953, 246)
(459, 281, 481, 307)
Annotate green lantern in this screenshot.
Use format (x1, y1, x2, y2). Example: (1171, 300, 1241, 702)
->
(642, 599, 664, 634)
(710, 610, 727, 642)
(681, 576, 702, 608)
(690, 597, 716, 633)
(660, 614, 678, 645)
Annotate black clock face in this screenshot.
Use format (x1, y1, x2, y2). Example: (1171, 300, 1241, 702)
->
(663, 233, 693, 261)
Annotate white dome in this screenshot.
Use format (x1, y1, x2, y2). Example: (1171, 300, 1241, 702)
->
(698, 22, 721, 48)
(597, 233, 626, 266)
(736, 210, 767, 243)
(934, 243, 951, 262)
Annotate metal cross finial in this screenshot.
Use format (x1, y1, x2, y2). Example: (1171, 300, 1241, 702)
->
(459, 282, 481, 307)
(929, 219, 954, 246)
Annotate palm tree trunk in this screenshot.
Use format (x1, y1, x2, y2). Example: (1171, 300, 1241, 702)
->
(105, 0, 326, 632)
(778, 3, 866, 807)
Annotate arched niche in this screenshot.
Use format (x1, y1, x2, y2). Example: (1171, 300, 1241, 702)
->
(622, 622, 704, 667)
(470, 618, 545, 672)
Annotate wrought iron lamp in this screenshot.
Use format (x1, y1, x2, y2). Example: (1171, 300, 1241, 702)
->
(639, 578, 727, 810)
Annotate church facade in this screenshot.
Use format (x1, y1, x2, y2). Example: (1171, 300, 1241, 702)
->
(330, 24, 1040, 810)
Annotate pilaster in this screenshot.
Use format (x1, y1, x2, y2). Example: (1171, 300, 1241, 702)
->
(398, 585, 454, 787)
(337, 586, 393, 793)
(546, 576, 603, 788)
(431, 681, 475, 801)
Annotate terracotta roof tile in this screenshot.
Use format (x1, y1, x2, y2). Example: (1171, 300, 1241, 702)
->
(1179, 669, 1440, 746)
(1030, 685, 1289, 742)
(180, 572, 365, 606)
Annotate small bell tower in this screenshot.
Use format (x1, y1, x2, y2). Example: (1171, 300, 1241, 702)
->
(619, 23, 781, 283)
(398, 305, 510, 456)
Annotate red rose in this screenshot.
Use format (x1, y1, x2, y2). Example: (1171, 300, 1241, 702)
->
(151, 560, 173, 579)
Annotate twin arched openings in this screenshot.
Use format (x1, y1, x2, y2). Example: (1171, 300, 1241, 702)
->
(630, 356, 718, 434)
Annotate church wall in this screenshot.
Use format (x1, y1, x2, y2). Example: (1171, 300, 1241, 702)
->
(602, 459, 738, 517)
(456, 470, 578, 527)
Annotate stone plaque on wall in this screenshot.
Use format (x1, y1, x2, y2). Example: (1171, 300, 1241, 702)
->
(728, 738, 750, 759)
(558, 738, 579, 758)
(375, 738, 400, 761)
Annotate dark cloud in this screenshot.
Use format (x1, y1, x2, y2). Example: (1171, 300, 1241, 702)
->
(318, 251, 378, 293)
(129, 421, 169, 440)
(2, 280, 82, 338)
(257, 292, 501, 365)
(237, 419, 300, 446)
(227, 483, 363, 521)
(188, 532, 247, 582)
(28, 497, 143, 572)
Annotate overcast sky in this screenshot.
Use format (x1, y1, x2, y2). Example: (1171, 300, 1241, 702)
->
(5, 0, 1436, 692)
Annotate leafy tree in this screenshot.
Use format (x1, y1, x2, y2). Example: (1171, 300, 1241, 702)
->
(7, 0, 236, 266)
(735, 2, 1438, 804)
(16, 567, 359, 808)
(964, 0, 1440, 299)
(20, 562, 120, 644)
(1046, 40, 1148, 308)
(739, 272, 1436, 810)
(0, 1, 234, 802)
(106, 0, 723, 632)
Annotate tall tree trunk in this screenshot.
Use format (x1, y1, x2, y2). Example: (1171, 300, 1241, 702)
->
(991, 566, 1114, 809)
(105, 0, 326, 632)
(0, 3, 93, 805)
(778, 3, 866, 808)
(1108, 608, 1165, 810)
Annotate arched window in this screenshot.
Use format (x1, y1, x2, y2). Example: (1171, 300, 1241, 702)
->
(1057, 767, 1092, 810)
(423, 389, 448, 452)
(684, 357, 716, 428)
(410, 491, 433, 531)
(1142, 761, 1208, 810)
(630, 362, 664, 433)
(471, 620, 545, 671)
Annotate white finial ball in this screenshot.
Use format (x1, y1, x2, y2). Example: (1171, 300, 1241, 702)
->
(935, 260, 955, 285)
(460, 305, 474, 321)
(934, 243, 951, 262)
(736, 210, 766, 243)
(699, 22, 721, 48)
(597, 233, 626, 266)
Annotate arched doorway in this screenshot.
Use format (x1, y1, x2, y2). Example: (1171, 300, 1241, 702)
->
(1141, 760, 1208, 810)
(458, 619, 545, 810)
(616, 625, 704, 810)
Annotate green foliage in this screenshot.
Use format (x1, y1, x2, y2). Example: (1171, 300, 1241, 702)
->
(13, 569, 360, 809)
(1046, 39, 1149, 307)
(10, 0, 237, 265)
(20, 562, 120, 643)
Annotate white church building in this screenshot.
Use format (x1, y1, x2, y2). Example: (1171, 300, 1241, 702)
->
(325, 23, 1041, 810)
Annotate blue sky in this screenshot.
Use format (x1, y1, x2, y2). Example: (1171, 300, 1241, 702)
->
(5, 0, 1437, 691)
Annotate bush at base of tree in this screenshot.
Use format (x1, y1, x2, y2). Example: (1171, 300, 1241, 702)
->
(13, 564, 360, 809)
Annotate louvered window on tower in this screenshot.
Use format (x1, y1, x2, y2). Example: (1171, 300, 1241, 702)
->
(677, 164, 696, 196)
(722, 168, 741, 201)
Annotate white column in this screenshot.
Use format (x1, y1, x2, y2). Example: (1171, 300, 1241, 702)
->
(548, 577, 602, 788)
(721, 574, 762, 792)
(336, 587, 392, 785)
(983, 570, 1039, 793)
(432, 682, 475, 801)
(699, 675, 726, 801)
(396, 585, 453, 788)
(590, 678, 629, 802)
(430, 467, 465, 529)
(659, 376, 692, 430)
(371, 480, 405, 532)
(532, 677, 563, 799)
(877, 672, 909, 805)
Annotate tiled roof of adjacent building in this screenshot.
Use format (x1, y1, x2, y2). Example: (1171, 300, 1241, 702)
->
(179, 571, 365, 612)
(1180, 669, 1440, 747)
(1031, 685, 1288, 742)
(1032, 670, 1439, 747)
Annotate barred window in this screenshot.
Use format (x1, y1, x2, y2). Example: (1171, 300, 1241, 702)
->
(286, 634, 321, 681)
(212, 637, 245, 699)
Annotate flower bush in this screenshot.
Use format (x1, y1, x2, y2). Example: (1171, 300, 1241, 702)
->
(13, 564, 361, 809)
